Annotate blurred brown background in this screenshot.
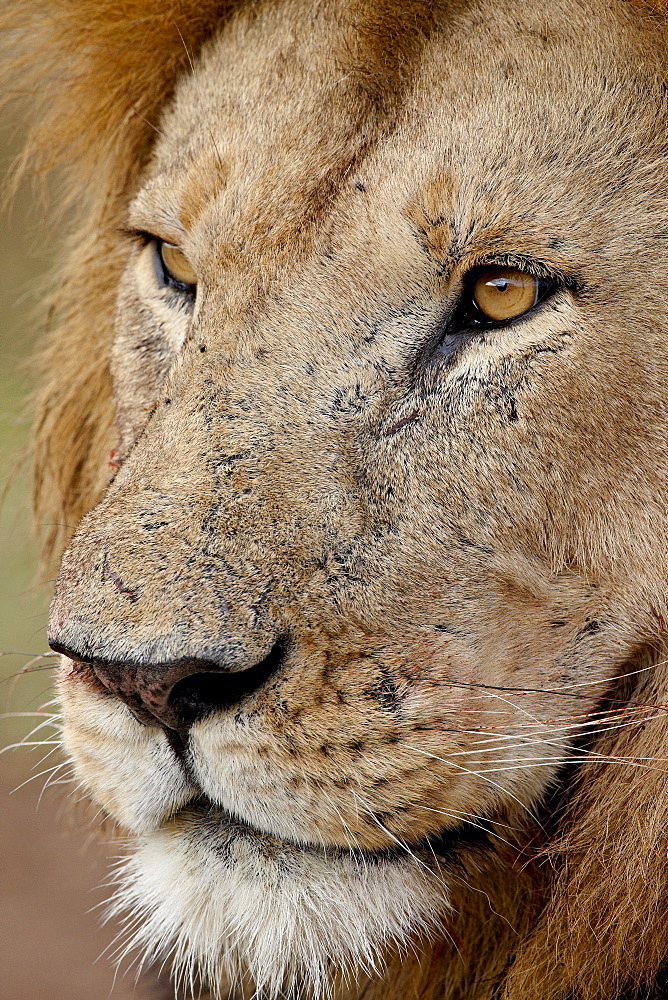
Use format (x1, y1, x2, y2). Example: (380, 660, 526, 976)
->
(0, 114, 150, 999)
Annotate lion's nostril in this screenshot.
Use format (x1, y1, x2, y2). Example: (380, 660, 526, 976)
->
(50, 638, 286, 732)
(165, 646, 285, 728)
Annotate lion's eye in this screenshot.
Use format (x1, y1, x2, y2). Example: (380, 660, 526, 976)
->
(157, 240, 198, 292)
(471, 267, 544, 323)
(435, 263, 556, 362)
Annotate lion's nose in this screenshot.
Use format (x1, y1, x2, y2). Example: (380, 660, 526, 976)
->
(50, 640, 285, 732)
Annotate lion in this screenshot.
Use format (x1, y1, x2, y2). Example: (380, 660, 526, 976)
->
(4, 0, 668, 997)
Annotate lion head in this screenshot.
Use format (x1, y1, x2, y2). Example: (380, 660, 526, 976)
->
(5, 0, 668, 997)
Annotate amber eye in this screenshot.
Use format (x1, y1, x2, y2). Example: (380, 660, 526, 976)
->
(158, 241, 198, 290)
(472, 266, 540, 323)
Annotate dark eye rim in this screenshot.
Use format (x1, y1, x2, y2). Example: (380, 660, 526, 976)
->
(409, 256, 576, 381)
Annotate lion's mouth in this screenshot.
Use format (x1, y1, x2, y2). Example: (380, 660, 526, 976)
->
(174, 792, 495, 866)
(151, 716, 500, 863)
(162, 725, 192, 764)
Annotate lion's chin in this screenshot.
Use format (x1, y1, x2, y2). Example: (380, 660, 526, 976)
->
(107, 802, 449, 999)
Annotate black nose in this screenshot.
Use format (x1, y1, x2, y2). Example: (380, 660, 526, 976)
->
(50, 640, 285, 732)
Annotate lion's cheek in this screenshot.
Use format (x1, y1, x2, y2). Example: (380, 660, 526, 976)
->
(58, 675, 196, 833)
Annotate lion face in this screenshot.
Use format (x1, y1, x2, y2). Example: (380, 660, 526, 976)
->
(45, 0, 668, 996)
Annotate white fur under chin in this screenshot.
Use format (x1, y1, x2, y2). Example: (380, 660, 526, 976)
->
(107, 807, 449, 999)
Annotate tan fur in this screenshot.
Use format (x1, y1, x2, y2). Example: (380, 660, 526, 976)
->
(5, 1, 668, 998)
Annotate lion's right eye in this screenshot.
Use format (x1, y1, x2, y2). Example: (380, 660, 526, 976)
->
(433, 262, 558, 366)
(155, 239, 198, 294)
(472, 267, 541, 322)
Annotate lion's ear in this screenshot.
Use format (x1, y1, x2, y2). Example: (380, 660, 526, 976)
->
(504, 654, 668, 1000)
(1, 1, 237, 564)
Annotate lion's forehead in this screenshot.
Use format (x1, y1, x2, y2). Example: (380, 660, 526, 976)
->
(138, 0, 666, 276)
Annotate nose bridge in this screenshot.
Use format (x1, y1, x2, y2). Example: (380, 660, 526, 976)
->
(164, 320, 369, 532)
(48, 333, 368, 670)
(49, 482, 276, 668)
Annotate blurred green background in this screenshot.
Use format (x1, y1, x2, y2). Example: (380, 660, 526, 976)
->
(0, 125, 53, 752)
(0, 117, 148, 1000)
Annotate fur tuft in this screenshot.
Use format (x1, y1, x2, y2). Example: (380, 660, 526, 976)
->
(107, 817, 448, 1000)
(503, 657, 668, 1000)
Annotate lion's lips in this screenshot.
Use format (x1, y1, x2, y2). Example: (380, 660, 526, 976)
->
(169, 795, 332, 858)
(172, 793, 492, 866)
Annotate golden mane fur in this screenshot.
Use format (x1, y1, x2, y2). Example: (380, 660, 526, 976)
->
(4, 2, 668, 998)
